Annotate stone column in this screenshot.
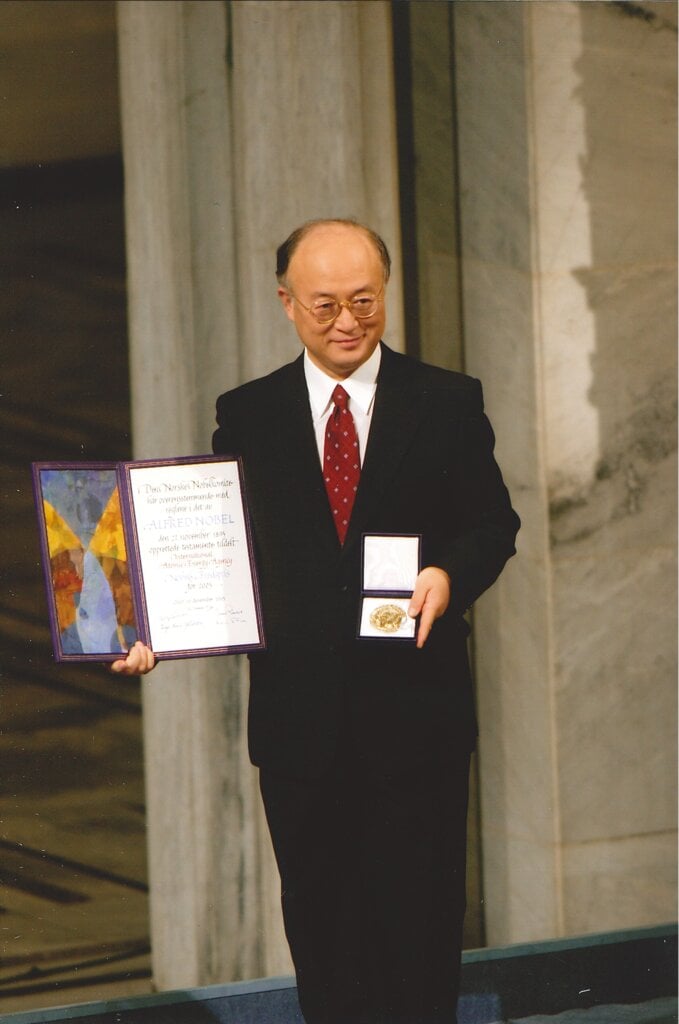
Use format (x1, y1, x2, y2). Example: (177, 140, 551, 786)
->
(116, 0, 402, 989)
(454, 0, 677, 944)
(228, 0, 404, 381)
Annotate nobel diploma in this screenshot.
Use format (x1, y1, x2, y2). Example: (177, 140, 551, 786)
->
(125, 459, 263, 656)
(33, 456, 264, 662)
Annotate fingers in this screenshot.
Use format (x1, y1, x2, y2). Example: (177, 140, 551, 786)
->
(110, 640, 156, 676)
(408, 567, 451, 649)
(415, 605, 436, 649)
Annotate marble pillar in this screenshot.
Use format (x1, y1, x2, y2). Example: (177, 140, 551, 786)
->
(228, 0, 404, 381)
(116, 0, 402, 989)
(454, 1, 677, 944)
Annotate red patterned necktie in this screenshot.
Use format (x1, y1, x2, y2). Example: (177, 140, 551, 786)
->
(323, 384, 360, 544)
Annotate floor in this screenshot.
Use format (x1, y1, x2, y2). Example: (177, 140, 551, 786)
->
(0, 977, 674, 1024)
(511, 996, 677, 1024)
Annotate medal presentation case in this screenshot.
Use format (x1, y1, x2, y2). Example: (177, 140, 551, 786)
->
(358, 533, 421, 641)
(32, 456, 265, 662)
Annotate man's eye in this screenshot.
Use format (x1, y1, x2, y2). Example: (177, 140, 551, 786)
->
(353, 296, 374, 309)
(314, 301, 336, 313)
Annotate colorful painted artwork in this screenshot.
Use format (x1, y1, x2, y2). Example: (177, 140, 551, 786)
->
(38, 467, 137, 656)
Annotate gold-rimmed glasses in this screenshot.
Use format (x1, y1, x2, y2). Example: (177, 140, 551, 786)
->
(288, 285, 384, 325)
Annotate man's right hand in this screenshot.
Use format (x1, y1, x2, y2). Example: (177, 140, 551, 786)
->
(110, 640, 156, 676)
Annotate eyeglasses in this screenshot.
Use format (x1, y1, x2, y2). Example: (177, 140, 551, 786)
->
(289, 285, 384, 325)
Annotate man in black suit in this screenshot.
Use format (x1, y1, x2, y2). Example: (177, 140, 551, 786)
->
(117, 219, 519, 1024)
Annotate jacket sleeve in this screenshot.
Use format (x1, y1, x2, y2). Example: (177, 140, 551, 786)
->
(438, 378, 520, 617)
(212, 392, 238, 456)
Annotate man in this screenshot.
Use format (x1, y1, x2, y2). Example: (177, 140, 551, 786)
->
(117, 219, 519, 1024)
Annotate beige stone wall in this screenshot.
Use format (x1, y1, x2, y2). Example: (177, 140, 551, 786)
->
(454, 0, 677, 944)
(229, 0, 405, 380)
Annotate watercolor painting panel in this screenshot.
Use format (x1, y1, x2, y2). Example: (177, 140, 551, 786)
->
(38, 467, 138, 657)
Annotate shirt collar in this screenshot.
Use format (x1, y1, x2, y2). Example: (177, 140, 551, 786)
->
(304, 344, 382, 421)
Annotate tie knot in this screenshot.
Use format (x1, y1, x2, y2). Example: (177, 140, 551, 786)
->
(332, 384, 349, 411)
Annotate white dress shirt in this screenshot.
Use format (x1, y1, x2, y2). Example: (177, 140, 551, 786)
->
(303, 344, 381, 467)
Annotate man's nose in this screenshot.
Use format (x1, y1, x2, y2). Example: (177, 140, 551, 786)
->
(334, 302, 359, 329)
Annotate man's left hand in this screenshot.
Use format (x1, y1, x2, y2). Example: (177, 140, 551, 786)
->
(408, 567, 451, 649)
(110, 640, 156, 675)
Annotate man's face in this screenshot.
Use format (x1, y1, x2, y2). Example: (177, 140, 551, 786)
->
(278, 224, 387, 380)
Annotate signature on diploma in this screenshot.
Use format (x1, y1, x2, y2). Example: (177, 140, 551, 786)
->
(223, 605, 246, 623)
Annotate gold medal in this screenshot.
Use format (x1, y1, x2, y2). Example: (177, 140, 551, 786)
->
(369, 603, 407, 634)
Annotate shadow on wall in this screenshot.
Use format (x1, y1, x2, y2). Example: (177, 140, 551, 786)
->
(0, 156, 150, 1007)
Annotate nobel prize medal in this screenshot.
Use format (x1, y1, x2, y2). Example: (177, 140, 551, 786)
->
(369, 603, 407, 634)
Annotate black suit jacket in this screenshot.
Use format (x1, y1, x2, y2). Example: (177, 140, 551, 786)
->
(213, 344, 519, 779)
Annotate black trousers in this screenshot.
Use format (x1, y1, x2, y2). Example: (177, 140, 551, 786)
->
(260, 738, 470, 1024)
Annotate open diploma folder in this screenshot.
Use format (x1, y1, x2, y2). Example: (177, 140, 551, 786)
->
(32, 456, 265, 662)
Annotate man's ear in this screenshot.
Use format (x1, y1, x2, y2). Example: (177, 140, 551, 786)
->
(278, 286, 295, 323)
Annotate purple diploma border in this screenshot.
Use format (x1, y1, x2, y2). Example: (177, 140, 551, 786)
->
(32, 456, 266, 663)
